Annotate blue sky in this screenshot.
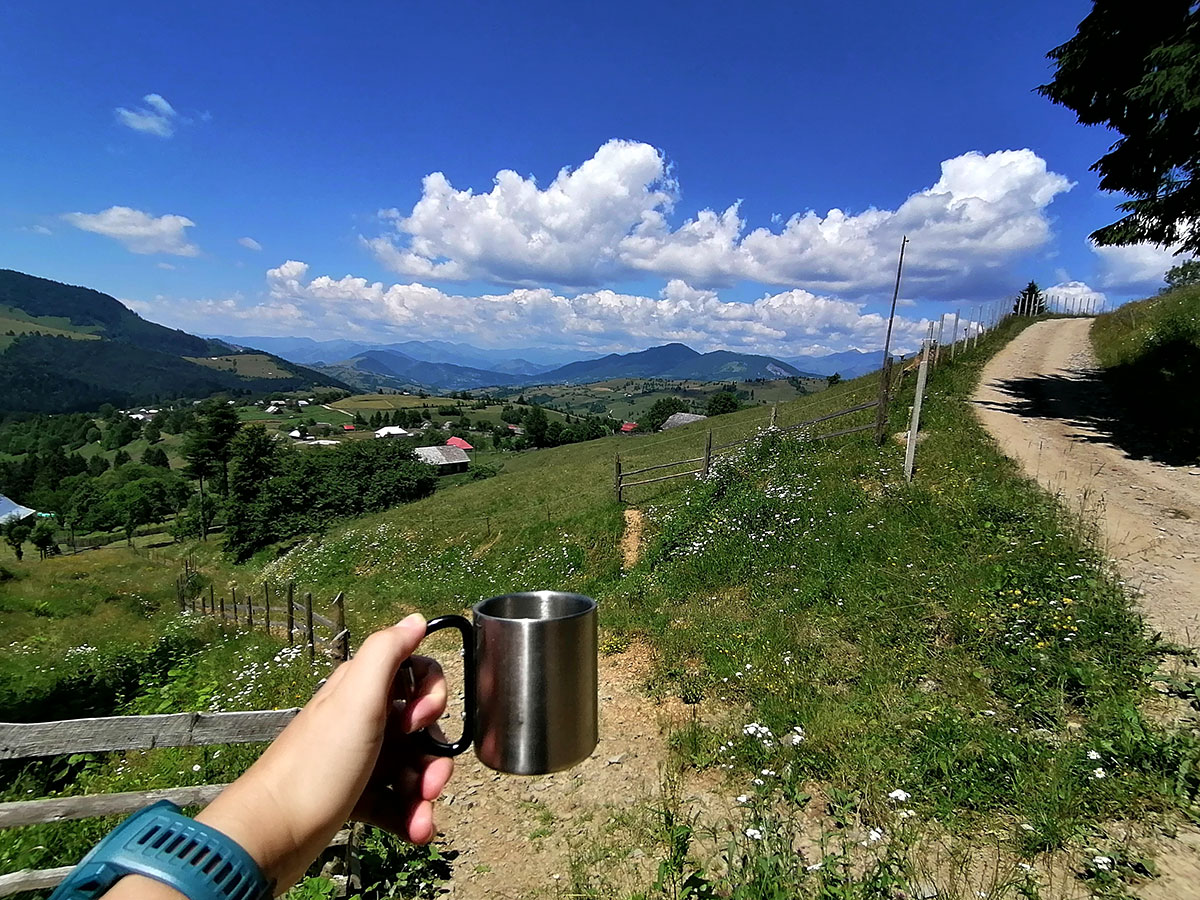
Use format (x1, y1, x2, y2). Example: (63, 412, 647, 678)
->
(1, 0, 1185, 357)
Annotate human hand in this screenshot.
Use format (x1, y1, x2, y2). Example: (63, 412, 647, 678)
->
(194, 613, 454, 892)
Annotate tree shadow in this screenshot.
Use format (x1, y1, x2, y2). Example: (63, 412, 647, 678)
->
(978, 344, 1200, 466)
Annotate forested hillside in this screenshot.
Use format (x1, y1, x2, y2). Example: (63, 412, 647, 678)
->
(0, 270, 346, 412)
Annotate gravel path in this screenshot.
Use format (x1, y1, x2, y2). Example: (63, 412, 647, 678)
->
(972, 317, 1200, 897)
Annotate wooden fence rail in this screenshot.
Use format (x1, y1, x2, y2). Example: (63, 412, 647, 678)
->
(0, 707, 312, 898)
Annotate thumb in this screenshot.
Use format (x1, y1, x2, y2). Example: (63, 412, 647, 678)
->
(342, 614, 427, 705)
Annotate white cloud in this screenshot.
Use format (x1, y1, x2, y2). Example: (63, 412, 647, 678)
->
(369, 141, 1072, 297)
(138, 260, 932, 356)
(63, 206, 200, 256)
(157, 262, 176, 270)
(115, 93, 179, 137)
(238, 236, 263, 251)
(1044, 280, 1108, 313)
(1090, 240, 1183, 294)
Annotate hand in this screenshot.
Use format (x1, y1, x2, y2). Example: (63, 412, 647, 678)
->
(193, 613, 454, 892)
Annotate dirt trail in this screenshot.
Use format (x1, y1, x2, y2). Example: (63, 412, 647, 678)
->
(972, 318, 1200, 644)
(621, 508, 645, 569)
(972, 318, 1200, 897)
(428, 643, 702, 899)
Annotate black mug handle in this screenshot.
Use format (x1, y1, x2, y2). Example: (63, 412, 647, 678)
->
(412, 615, 475, 757)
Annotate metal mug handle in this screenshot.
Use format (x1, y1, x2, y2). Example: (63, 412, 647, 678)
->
(412, 614, 475, 757)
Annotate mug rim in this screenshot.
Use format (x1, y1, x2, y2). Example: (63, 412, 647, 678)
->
(473, 590, 596, 622)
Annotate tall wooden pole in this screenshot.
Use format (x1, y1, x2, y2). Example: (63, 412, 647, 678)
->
(287, 583, 295, 646)
(873, 356, 893, 445)
(880, 236, 908, 369)
(332, 592, 349, 661)
(904, 338, 931, 483)
(264, 583, 271, 636)
(305, 592, 316, 662)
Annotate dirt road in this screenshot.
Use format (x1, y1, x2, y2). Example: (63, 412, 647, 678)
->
(972, 317, 1200, 645)
(973, 317, 1200, 899)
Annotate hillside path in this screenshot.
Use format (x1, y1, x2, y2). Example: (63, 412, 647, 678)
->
(972, 317, 1200, 645)
(972, 318, 1200, 898)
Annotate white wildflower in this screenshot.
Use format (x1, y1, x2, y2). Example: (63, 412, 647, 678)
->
(1091, 767, 1107, 779)
(887, 789, 910, 802)
(191, 764, 201, 772)
(1086, 750, 1101, 760)
(744, 827, 763, 840)
(1093, 856, 1113, 871)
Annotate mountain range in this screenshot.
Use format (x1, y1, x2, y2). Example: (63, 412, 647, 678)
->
(0, 270, 344, 413)
(782, 349, 882, 379)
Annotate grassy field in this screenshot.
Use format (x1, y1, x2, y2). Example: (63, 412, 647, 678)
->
(331, 393, 573, 428)
(184, 353, 297, 378)
(0, 303, 102, 351)
(2, 318, 1197, 898)
(487, 376, 827, 420)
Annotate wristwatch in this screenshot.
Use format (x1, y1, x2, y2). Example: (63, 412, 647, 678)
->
(49, 801, 272, 900)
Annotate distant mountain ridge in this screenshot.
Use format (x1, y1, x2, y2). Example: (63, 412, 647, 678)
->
(0, 270, 345, 413)
(782, 349, 881, 378)
(535, 343, 805, 384)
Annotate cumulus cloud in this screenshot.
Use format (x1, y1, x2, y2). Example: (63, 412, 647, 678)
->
(238, 236, 263, 251)
(138, 260, 931, 356)
(368, 141, 1072, 297)
(115, 93, 179, 137)
(63, 206, 200, 256)
(1044, 280, 1108, 313)
(1090, 240, 1183, 294)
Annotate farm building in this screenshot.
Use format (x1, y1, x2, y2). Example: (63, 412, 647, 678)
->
(0, 494, 37, 525)
(620, 422, 637, 433)
(661, 412, 707, 431)
(288, 429, 303, 439)
(265, 405, 282, 414)
(375, 425, 411, 439)
(415, 445, 470, 475)
(446, 436, 474, 450)
(342, 424, 356, 432)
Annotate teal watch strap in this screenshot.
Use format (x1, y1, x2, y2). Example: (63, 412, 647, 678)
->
(49, 801, 272, 900)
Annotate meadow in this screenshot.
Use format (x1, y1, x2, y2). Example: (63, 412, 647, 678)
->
(2, 315, 1197, 898)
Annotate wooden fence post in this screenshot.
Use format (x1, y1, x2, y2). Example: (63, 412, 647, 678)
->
(209, 585, 215, 617)
(703, 430, 712, 476)
(950, 309, 960, 360)
(219, 590, 224, 620)
(873, 356, 893, 445)
(904, 339, 931, 483)
(264, 584, 271, 636)
(770, 404, 778, 427)
(331, 592, 349, 661)
(933, 316, 945, 367)
(305, 593, 315, 662)
(615, 455, 622, 503)
(232, 587, 239, 625)
(245, 586, 253, 628)
(287, 583, 295, 647)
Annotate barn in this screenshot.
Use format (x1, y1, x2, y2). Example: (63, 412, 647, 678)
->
(414, 445, 470, 475)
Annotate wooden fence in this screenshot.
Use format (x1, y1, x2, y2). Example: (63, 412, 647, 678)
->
(177, 560, 351, 662)
(615, 358, 895, 502)
(0, 709, 362, 897)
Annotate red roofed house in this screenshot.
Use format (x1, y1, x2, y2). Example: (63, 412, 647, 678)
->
(446, 436, 474, 451)
(620, 422, 638, 433)
(342, 424, 355, 431)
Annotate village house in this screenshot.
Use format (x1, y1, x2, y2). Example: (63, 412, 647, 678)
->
(661, 412, 707, 431)
(375, 425, 412, 439)
(414, 445, 470, 475)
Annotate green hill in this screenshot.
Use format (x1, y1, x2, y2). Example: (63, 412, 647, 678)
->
(0, 270, 348, 413)
(1091, 284, 1200, 463)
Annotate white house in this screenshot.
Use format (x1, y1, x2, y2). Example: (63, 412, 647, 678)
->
(0, 494, 37, 525)
(660, 412, 708, 431)
(266, 405, 283, 414)
(375, 426, 411, 439)
(288, 429, 303, 439)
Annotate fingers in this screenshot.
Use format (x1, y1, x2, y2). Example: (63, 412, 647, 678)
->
(398, 657, 447, 734)
(341, 614, 427, 709)
(353, 787, 441, 844)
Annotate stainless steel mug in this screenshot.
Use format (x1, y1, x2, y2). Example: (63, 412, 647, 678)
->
(416, 591, 598, 775)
